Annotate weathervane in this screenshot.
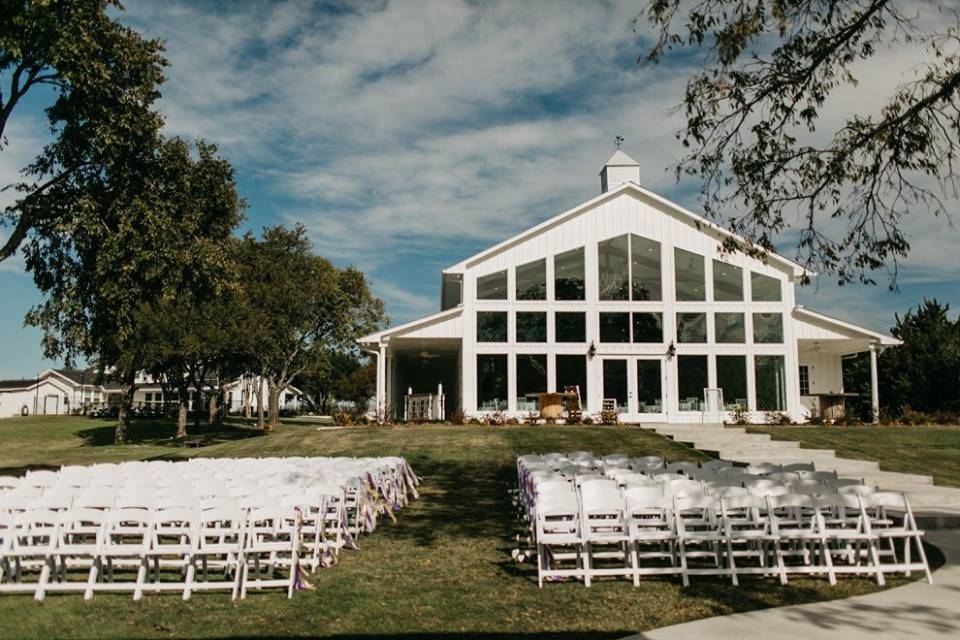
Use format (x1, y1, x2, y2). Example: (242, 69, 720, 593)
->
(615, 135, 624, 150)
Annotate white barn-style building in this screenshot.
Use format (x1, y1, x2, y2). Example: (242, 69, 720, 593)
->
(358, 151, 899, 424)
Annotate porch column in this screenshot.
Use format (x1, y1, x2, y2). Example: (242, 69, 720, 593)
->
(869, 342, 880, 424)
(376, 344, 387, 421)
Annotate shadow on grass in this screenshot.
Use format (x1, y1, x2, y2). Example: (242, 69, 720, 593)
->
(214, 635, 633, 640)
(75, 419, 266, 448)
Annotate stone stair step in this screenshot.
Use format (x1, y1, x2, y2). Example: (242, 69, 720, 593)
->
(724, 448, 837, 462)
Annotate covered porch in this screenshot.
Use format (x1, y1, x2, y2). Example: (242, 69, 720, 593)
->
(358, 308, 464, 422)
(793, 306, 901, 422)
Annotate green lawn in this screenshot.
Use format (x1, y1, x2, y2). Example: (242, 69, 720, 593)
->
(0, 416, 935, 639)
(745, 424, 960, 488)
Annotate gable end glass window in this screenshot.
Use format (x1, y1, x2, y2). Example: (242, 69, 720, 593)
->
(516, 354, 547, 412)
(715, 312, 745, 343)
(716, 355, 747, 410)
(676, 312, 707, 343)
(751, 272, 782, 301)
(633, 312, 663, 343)
(755, 355, 786, 411)
(677, 355, 708, 411)
(477, 355, 507, 411)
(631, 235, 662, 300)
(515, 258, 546, 300)
(753, 312, 783, 343)
(477, 270, 507, 300)
(554, 247, 585, 300)
(476, 311, 507, 342)
(713, 260, 743, 301)
(598, 235, 630, 300)
(555, 312, 586, 342)
(675, 248, 706, 301)
(599, 312, 630, 343)
(516, 312, 547, 343)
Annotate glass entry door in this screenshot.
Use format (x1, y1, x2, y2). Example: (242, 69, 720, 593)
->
(600, 356, 667, 420)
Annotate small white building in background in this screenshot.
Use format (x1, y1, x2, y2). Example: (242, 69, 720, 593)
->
(0, 368, 302, 418)
(359, 150, 899, 424)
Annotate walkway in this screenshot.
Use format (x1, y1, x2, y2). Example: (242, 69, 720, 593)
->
(623, 529, 960, 640)
(643, 423, 960, 527)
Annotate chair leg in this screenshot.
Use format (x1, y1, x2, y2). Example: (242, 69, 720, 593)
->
(84, 558, 100, 600)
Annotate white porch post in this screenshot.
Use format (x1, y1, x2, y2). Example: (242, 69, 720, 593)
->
(869, 342, 880, 424)
(376, 344, 387, 422)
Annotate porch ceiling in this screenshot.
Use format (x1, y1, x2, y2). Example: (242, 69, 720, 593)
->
(388, 337, 461, 355)
(798, 337, 874, 356)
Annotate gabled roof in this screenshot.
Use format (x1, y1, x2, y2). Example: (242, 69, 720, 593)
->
(0, 378, 36, 391)
(794, 306, 901, 346)
(357, 307, 463, 346)
(443, 180, 813, 279)
(602, 150, 640, 167)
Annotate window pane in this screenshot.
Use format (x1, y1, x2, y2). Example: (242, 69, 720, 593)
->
(516, 312, 546, 342)
(755, 355, 786, 411)
(441, 274, 462, 310)
(753, 313, 783, 343)
(477, 270, 507, 300)
(799, 365, 810, 395)
(555, 312, 586, 342)
(715, 312, 745, 343)
(716, 355, 747, 410)
(554, 247, 585, 300)
(476, 311, 507, 342)
(556, 355, 587, 411)
(676, 312, 707, 343)
(599, 312, 630, 343)
(751, 272, 782, 301)
(477, 355, 507, 411)
(631, 235, 662, 300)
(598, 235, 629, 300)
(515, 259, 546, 300)
(602, 359, 628, 413)
(678, 355, 708, 411)
(516, 354, 547, 412)
(674, 248, 705, 301)
(637, 359, 662, 413)
(712, 260, 743, 301)
(632, 312, 663, 343)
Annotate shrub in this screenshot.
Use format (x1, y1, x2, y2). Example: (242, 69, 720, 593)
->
(726, 404, 749, 426)
(332, 410, 353, 426)
(449, 409, 468, 425)
(805, 408, 826, 426)
(582, 416, 595, 425)
(764, 410, 792, 426)
(597, 410, 618, 426)
(522, 411, 540, 426)
(487, 411, 506, 426)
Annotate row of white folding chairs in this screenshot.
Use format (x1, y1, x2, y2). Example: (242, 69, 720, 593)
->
(0, 502, 335, 601)
(533, 482, 932, 588)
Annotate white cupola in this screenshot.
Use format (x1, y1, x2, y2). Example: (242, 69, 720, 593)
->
(600, 149, 641, 193)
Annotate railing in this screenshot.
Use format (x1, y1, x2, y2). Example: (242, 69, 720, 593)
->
(404, 392, 445, 421)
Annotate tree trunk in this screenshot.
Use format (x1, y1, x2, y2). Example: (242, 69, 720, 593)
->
(267, 380, 282, 429)
(243, 377, 252, 419)
(193, 389, 202, 430)
(115, 378, 137, 444)
(176, 396, 189, 439)
(256, 375, 265, 429)
(208, 392, 218, 425)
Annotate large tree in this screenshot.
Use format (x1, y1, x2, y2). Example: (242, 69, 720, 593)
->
(639, 1, 960, 283)
(240, 225, 385, 429)
(1, 0, 166, 261)
(26, 138, 244, 443)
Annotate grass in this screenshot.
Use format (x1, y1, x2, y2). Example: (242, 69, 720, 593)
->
(0, 416, 939, 639)
(745, 424, 960, 488)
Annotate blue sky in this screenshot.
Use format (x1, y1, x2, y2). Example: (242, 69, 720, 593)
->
(1, 0, 957, 377)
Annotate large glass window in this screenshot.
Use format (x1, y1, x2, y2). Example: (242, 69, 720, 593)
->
(751, 272, 782, 301)
(598, 235, 630, 300)
(599, 312, 630, 343)
(477, 355, 508, 411)
(515, 259, 546, 300)
(713, 260, 743, 301)
(676, 312, 707, 343)
(715, 312, 746, 343)
(755, 355, 787, 411)
(716, 355, 747, 410)
(556, 355, 587, 410)
(753, 313, 783, 343)
(441, 274, 462, 310)
(477, 270, 507, 300)
(799, 365, 811, 395)
(555, 312, 586, 342)
(632, 312, 663, 343)
(476, 311, 507, 342)
(677, 355, 708, 411)
(631, 235, 662, 300)
(602, 359, 628, 413)
(637, 359, 663, 413)
(516, 312, 547, 342)
(516, 354, 547, 412)
(674, 248, 705, 301)
(554, 247, 585, 300)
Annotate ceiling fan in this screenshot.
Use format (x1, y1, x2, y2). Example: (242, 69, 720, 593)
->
(418, 351, 439, 362)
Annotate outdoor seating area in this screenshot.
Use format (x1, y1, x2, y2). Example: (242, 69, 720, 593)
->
(0, 456, 419, 601)
(516, 452, 932, 588)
